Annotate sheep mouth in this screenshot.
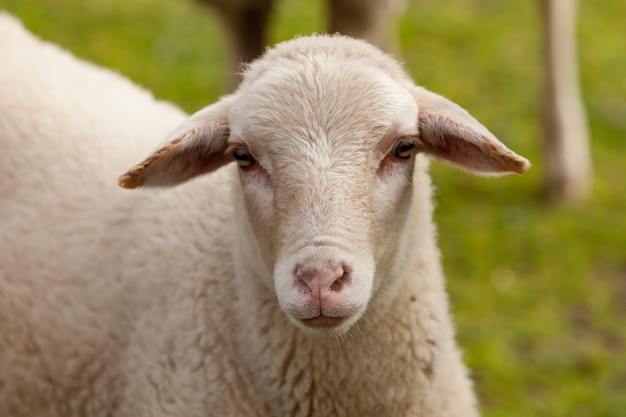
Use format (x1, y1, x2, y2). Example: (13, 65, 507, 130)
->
(300, 314, 346, 330)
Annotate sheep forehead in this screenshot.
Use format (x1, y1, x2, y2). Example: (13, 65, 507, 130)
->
(240, 34, 411, 90)
(230, 58, 417, 163)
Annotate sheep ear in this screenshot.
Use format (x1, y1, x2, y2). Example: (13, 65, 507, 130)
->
(119, 95, 235, 189)
(413, 87, 530, 175)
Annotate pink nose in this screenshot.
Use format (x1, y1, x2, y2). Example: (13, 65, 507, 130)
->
(295, 264, 347, 300)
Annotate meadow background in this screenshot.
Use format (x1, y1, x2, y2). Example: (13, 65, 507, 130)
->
(2, 0, 625, 415)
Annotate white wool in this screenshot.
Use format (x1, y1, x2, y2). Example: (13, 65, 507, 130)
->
(0, 12, 529, 417)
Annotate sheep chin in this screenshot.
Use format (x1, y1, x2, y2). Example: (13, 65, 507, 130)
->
(288, 307, 366, 336)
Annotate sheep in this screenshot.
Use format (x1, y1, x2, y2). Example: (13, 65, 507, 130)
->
(0, 11, 530, 417)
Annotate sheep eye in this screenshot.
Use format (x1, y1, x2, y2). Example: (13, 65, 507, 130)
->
(390, 138, 415, 159)
(233, 146, 255, 168)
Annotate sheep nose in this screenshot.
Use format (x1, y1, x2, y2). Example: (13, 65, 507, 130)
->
(295, 264, 347, 300)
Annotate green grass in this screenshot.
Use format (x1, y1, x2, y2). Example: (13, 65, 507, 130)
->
(3, 0, 626, 415)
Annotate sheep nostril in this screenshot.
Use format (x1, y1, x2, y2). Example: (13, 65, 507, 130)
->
(330, 278, 344, 292)
(295, 263, 347, 297)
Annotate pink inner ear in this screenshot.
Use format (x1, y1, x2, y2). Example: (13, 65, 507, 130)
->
(168, 128, 232, 182)
(419, 132, 498, 173)
(119, 128, 232, 189)
(418, 117, 530, 175)
(187, 146, 227, 178)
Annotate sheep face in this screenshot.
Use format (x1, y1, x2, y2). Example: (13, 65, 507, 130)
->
(119, 35, 530, 336)
(228, 63, 421, 334)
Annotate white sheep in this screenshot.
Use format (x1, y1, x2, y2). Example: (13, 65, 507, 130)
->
(0, 12, 530, 417)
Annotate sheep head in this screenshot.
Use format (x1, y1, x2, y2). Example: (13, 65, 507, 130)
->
(119, 35, 529, 335)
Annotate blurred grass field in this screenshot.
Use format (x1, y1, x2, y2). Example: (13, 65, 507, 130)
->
(2, 0, 625, 415)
